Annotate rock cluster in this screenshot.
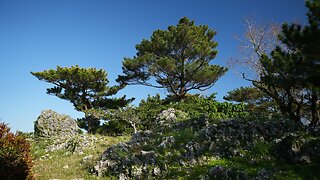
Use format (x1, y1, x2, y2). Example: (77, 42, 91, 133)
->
(274, 133, 320, 165)
(34, 110, 102, 154)
(93, 115, 319, 179)
(94, 130, 158, 178)
(154, 108, 188, 129)
(156, 108, 177, 122)
(45, 134, 101, 154)
(207, 165, 248, 179)
(34, 110, 80, 138)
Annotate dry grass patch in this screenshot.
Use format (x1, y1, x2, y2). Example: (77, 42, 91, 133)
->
(32, 135, 130, 180)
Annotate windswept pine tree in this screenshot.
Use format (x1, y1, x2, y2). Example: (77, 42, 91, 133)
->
(117, 17, 227, 100)
(31, 65, 133, 133)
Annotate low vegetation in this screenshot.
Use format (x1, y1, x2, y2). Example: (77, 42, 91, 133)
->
(31, 134, 130, 179)
(93, 115, 320, 179)
(26, 113, 320, 179)
(0, 123, 34, 180)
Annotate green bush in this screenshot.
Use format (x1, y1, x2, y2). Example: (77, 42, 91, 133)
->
(98, 120, 133, 136)
(0, 122, 34, 180)
(137, 94, 249, 130)
(96, 94, 249, 135)
(172, 94, 249, 119)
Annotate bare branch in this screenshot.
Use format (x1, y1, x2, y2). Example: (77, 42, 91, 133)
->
(228, 16, 282, 80)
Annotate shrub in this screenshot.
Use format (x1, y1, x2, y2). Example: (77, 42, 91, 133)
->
(0, 122, 34, 180)
(98, 120, 133, 136)
(137, 94, 249, 130)
(97, 94, 250, 135)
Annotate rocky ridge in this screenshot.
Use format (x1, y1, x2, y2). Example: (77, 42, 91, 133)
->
(93, 109, 320, 179)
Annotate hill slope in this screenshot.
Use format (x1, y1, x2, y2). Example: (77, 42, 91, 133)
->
(93, 117, 320, 179)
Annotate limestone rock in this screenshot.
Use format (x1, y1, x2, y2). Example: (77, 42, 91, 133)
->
(34, 109, 80, 138)
(93, 117, 317, 179)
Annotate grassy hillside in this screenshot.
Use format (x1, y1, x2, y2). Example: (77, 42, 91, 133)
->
(30, 117, 320, 179)
(92, 117, 320, 179)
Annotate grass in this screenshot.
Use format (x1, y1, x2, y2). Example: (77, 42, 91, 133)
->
(32, 135, 130, 180)
(30, 120, 320, 179)
(165, 139, 320, 180)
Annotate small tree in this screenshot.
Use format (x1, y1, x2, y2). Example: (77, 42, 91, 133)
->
(31, 65, 133, 133)
(224, 87, 279, 116)
(109, 106, 140, 134)
(117, 17, 227, 100)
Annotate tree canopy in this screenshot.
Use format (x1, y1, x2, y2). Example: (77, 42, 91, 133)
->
(31, 65, 133, 133)
(117, 17, 227, 100)
(251, 0, 319, 125)
(224, 87, 279, 116)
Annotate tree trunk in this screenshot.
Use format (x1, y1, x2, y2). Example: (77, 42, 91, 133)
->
(133, 124, 137, 134)
(310, 90, 319, 127)
(86, 113, 93, 134)
(130, 121, 137, 134)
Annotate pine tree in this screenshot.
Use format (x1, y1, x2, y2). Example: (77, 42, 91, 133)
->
(117, 17, 227, 100)
(31, 65, 133, 133)
(254, 0, 319, 125)
(224, 87, 278, 115)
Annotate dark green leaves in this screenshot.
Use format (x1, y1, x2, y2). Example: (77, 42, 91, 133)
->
(31, 65, 133, 133)
(117, 17, 227, 100)
(224, 87, 278, 116)
(254, 0, 320, 125)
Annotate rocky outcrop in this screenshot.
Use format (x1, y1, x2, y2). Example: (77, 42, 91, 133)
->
(93, 116, 319, 179)
(33, 110, 105, 154)
(274, 133, 320, 165)
(34, 110, 80, 138)
(45, 134, 101, 154)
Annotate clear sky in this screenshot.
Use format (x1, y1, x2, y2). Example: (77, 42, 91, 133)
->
(0, 0, 307, 132)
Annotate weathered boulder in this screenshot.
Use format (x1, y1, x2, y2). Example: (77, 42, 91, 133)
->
(34, 110, 80, 138)
(156, 108, 177, 125)
(154, 108, 188, 129)
(45, 134, 100, 154)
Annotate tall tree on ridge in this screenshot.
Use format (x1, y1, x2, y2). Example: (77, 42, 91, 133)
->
(117, 17, 227, 101)
(240, 0, 319, 125)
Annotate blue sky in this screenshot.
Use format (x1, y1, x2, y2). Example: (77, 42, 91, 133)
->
(0, 0, 307, 132)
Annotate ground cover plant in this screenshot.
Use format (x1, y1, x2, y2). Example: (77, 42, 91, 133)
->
(31, 134, 130, 179)
(0, 123, 34, 180)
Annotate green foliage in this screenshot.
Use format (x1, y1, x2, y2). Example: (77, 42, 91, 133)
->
(224, 86, 280, 117)
(281, 0, 320, 90)
(31, 134, 130, 179)
(77, 117, 101, 134)
(94, 94, 248, 134)
(172, 94, 249, 119)
(108, 106, 141, 134)
(31, 65, 133, 133)
(0, 123, 34, 180)
(117, 17, 227, 100)
(136, 94, 248, 130)
(99, 121, 133, 136)
(254, 0, 319, 125)
(137, 94, 169, 130)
